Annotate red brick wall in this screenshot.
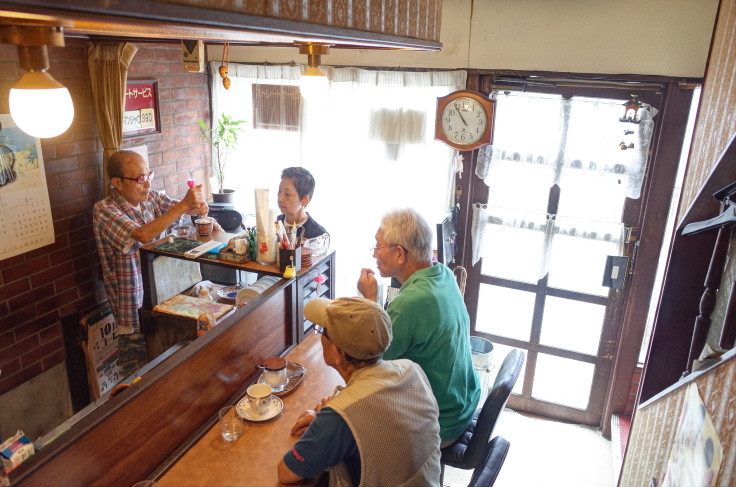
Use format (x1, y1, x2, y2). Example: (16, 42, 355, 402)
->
(0, 39, 210, 395)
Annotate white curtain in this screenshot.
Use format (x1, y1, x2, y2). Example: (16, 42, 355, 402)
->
(210, 62, 466, 296)
(473, 92, 657, 291)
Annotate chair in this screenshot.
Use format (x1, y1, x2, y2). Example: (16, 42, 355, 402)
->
(467, 436, 510, 487)
(441, 348, 524, 479)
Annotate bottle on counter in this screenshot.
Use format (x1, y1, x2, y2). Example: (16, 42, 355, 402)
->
(197, 288, 216, 337)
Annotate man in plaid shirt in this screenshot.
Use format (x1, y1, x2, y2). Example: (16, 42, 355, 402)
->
(93, 150, 208, 377)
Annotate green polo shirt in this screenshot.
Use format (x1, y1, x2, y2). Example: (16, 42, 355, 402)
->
(384, 263, 480, 442)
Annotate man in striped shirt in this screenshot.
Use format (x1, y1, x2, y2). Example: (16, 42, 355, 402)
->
(93, 150, 208, 377)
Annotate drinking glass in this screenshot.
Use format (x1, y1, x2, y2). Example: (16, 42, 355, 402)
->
(219, 406, 243, 441)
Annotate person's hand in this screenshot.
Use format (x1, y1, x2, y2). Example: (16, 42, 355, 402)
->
(196, 200, 209, 218)
(291, 409, 317, 436)
(212, 217, 223, 232)
(357, 268, 378, 302)
(314, 395, 332, 412)
(183, 184, 205, 211)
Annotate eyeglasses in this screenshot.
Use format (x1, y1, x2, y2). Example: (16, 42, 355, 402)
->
(118, 171, 155, 184)
(314, 325, 329, 339)
(370, 244, 407, 258)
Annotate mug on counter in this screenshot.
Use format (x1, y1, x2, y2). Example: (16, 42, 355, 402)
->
(246, 383, 272, 416)
(195, 217, 215, 236)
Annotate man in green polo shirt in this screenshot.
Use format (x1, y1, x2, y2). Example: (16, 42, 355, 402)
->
(358, 208, 480, 447)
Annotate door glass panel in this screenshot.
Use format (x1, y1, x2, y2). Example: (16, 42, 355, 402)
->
(485, 342, 526, 395)
(547, 218, 621, 296)
(540, 296, 606, 355)
(476, 285, 535, 341)
(480, 208, 548, 284)
(532, 353, 594, 409)
(486, 160, 555, 212)
(557, 169, 627, 222)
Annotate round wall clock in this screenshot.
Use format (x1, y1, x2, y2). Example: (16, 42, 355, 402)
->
(435, 90, 495, 151)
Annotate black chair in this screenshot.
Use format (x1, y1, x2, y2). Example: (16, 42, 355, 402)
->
(467, 436, 510, 487)
(441, 348, 524, 480)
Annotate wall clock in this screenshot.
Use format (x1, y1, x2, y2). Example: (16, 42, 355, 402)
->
(435, 90, 495, 151)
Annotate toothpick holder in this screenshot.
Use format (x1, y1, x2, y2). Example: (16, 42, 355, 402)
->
(279, 247, 301, 273)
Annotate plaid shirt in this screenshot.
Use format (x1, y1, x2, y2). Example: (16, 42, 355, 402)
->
(93, 190, 177, 332)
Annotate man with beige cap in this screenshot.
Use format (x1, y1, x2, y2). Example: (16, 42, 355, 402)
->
(277, 297, 441, 487)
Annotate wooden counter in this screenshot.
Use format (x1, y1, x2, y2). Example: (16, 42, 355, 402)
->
(139, 232, 336, 357)
(157, 332, 342, 487)
(11, 238, 336, 487)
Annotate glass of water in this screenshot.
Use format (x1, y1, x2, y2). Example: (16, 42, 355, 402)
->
(219, 406, 243, 441)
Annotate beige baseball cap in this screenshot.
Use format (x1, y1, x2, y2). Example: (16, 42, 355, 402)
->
(304, 297, 392, 360)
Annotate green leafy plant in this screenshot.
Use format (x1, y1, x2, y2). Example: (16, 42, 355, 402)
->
(198, 114, 247, 193)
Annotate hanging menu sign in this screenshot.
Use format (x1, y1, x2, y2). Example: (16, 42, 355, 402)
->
(123, 79, 160, 136)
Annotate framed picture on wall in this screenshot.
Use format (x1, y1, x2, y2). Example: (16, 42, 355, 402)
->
(123, 79, 161, 137)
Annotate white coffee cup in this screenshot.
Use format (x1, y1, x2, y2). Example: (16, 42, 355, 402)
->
(246, 383, 272, 416)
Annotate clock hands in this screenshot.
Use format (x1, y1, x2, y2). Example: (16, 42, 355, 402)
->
(454, 103, 469, 126)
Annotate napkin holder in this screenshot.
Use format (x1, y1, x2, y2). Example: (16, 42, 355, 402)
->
(279, 247, 301, 273)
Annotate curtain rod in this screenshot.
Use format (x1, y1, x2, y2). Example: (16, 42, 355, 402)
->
(490, 80, 664, 92)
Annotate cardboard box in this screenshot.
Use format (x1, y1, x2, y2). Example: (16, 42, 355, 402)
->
(1, 431, 34, 479)
(80, 304, 122, 399)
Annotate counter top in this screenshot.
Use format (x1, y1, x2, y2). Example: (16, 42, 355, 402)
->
(140, 230, 296, 276)
(158, 332, 342, 487)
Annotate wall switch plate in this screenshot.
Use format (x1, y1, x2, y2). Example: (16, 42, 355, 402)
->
(602, 255, 629, 289)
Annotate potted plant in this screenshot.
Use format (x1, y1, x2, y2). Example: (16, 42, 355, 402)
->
(198, 113, 246, 203)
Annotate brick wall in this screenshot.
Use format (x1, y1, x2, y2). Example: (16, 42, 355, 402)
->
(0, 39, 210, 396)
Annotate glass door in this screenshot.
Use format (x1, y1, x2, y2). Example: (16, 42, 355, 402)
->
(466, 91, 656, 425)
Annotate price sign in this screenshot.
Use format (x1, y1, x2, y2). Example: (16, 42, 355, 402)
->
(123, 79, 160, 136)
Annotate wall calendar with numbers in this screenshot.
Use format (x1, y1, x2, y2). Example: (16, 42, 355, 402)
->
(0, 114, 54, 260)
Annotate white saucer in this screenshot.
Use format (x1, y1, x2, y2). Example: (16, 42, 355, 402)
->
(236, 395, 283, 421)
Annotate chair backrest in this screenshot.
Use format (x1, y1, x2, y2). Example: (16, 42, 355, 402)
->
(467, 436, 511, 487)
(462, 348, 524, 468)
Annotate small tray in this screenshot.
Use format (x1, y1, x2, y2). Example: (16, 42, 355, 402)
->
(257, 361, 306, 397)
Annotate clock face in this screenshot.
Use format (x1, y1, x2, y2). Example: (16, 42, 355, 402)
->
(440, 97, 488, 145)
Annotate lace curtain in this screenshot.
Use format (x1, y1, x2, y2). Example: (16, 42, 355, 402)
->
(210, 62, 466, 296)
(472, 92, 657, 289)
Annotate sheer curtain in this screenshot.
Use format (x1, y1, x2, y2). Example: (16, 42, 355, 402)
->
(210, 62, 466, 296)
(473, 92, 657, 293)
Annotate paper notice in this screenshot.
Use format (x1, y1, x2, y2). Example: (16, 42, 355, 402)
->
(153, 256, 202, 304)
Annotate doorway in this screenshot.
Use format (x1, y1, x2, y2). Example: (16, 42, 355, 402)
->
(462, 87, 663, 426)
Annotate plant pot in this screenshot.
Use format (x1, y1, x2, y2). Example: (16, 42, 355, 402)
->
(213, 189, 236, 203)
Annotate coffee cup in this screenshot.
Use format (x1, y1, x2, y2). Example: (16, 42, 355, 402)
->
(246, 383, 272, 416)
(195, 217, 214, 236)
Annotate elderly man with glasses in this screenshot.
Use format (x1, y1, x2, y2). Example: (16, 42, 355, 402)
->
(92, 150, 208, 377)
(358, 208, 480, 448)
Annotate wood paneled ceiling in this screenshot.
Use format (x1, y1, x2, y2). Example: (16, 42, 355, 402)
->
(0, 0, 443, 51)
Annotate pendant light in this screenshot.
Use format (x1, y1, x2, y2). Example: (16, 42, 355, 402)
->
(1, 15, 74, 138)
(298, 43, 330, 100)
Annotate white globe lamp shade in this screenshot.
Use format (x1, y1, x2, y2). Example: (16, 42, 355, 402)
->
(299, 67, 329, 100)
(10, 71, 74, 138)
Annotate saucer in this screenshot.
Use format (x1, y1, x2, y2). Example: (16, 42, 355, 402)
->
(235, 288, 261, 306)
(236, 395, 283, 421)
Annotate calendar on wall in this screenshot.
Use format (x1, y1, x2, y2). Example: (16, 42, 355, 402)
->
(0, 114, 54, 260)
